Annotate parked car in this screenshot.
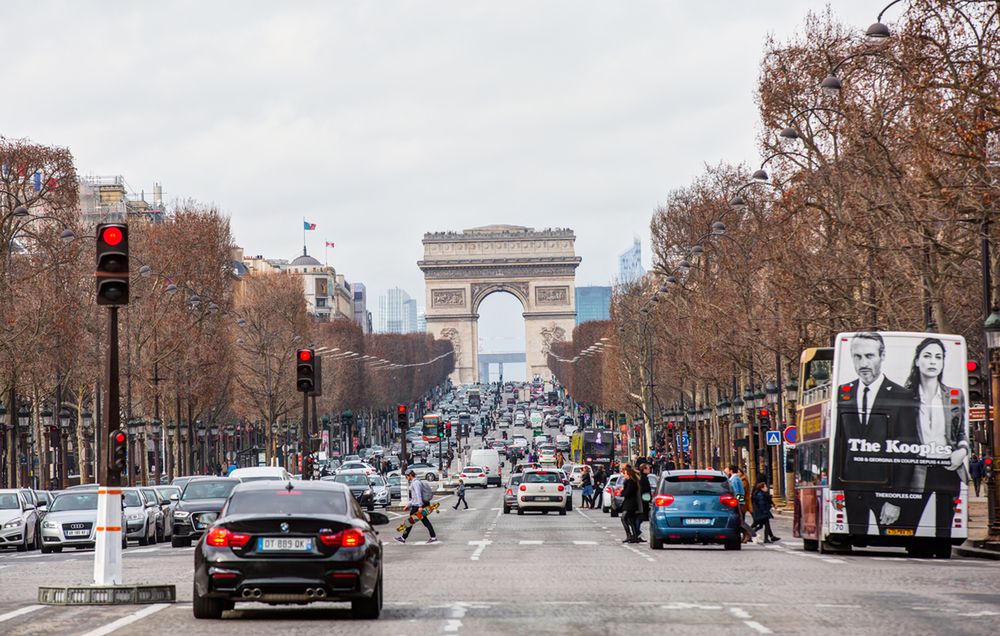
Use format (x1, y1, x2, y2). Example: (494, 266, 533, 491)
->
(141, 487, 169, 541)
(172, 478, 240, 547)
(404, 462, 440, 482)
(229, 466, 291, 482)
(40, 489, 127, 553)
(0, 489, 40, 551)
(386, 473, 403, 500)
(123, 488, 158, 545)
(192, 480, 388, 619)
(502, 474, 524, 514)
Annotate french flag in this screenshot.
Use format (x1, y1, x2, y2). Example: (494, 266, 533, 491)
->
(303, 221, 317, 230)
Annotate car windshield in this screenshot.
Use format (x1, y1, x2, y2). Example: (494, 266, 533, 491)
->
(0, 494, 20, 509)
(182, 481, 238, 500)
(155, 487, 180, 499)
(50, 493, 98, 512)
(226, 490, 349, 516)
(660, 476, 730, 496)
(123, 491, 142, 507)
(368, 476, 385, 487)
(388, 475, 401, 485)
(508, 475, 524, 486)
(524, 472, 561, 484)
(335, 474, 369, 487)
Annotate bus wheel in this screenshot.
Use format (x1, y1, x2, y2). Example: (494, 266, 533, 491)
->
(802, 539, 818, 552)
(933, 541, 952, 559)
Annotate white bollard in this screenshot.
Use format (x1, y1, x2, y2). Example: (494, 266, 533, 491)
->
(93, 486, 124, 586)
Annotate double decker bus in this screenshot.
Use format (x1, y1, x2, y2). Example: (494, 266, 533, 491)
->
(421, 413, 444, 443)
(468, 387, 481, 411)
(793, 331, 970, 558)
(570, 429, 615, 469)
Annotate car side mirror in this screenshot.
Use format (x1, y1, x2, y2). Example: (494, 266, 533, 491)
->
(170, 494, 179, 501)
(146, 501, 157, 508)
(37, 505, 48, 512)
(24, 503, 35, 510)
(367, 512, 390, 526)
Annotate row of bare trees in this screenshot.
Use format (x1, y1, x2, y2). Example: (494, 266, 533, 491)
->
(550, 2, 999, 470)
(0, 136, 453, 488)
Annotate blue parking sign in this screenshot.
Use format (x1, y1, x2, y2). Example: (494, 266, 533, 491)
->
(765, 430, 781, 446)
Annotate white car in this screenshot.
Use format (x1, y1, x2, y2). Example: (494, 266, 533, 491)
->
(228, 466, 291, 482)
(516, 469, 568, 515)
(567, 464, 591, 488)
(538, 450, 557, 465)
(337, 461, 377, 475)
(459, 465, 488, 488)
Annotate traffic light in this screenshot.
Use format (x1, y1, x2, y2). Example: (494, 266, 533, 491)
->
(95, 223, 129, 306)
(303, 454, 315, 480)
(967, 360, 984, 404)
(296, 349, 315, 393)
(397, 405, 408, 431)
(618, 412, 627, 426)
(758, 409, 771, 429)
(446, 421, 452, 438)
(109, 430, 128, 486)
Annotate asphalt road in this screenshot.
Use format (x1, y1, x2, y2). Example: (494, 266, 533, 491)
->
(1, 429, 998, 635)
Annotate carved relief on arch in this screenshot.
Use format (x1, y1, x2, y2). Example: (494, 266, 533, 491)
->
(539, 324, 567, 356)
(440, 327, 461, 362)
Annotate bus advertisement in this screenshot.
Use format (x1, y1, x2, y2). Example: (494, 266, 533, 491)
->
(570, 429, 615, 468)
(468, 388, 481, 410)
(793, 331, 970, 558)
(421, 414, 444, 443)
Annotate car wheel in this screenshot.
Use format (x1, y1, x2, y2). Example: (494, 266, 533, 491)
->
(425, 473, 437, 482)
(52, 546, 62, 553)
(517, 508, 525, 516)
(650, 534, 664, 550)
(351, 572, 382, 619)
(172, 536, 191, 548)
(41, 545, 52, 554)
(156, 525, 164, 543)
(559, 509, 566, 516)
(541, 510, 549, 515)
(192, 583, 225, 619)
(602, 506, 609, 513)
(16, 534, 27, 552)
(367, 505, 375, 512)
(934, 540, 952, 559)
(503, 505, 510, 514)
(566, 501, 573, 512)
(724, 538, 741, 551)
(138, 533, 149, 546)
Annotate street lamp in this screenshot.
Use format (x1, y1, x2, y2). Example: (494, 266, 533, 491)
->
(984, 309, 1000, 541)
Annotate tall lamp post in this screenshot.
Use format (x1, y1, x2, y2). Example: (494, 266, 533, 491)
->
(41, 407, 53, 490)
(0, 403, 7, 488)
(983, 309, 1000, 544)
(18, 406, 30, 487)
(81, 409, 94, 484)
(58, 407, 71, 488)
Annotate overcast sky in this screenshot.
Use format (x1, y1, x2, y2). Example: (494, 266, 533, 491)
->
(2, 1, 878, 373)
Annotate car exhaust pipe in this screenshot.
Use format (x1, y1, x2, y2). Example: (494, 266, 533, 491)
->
(251, 588, 262, 599)
(241, 588, 254, 598)
(305, 588, 316, 598)
(314, 588, 327, 598)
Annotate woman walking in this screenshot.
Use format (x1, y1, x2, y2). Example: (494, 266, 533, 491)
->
(634, 463, 653, 542)
(619, 464, 641, 543)
(581, 465, 593, 508)
(750, 480, 779, 543)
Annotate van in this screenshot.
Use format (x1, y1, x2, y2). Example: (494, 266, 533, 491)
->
(229, 466, 291, 482)
(468, 449, 502, 487)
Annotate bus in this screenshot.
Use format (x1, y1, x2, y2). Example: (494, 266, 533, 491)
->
(421, 413, 444, 443)
(569, 429, 615, 469)
(793, 331, 970, 558)
(468, 387, 481, 411)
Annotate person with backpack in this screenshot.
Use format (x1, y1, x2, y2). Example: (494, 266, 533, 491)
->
(453, 479, 469, 510)
(395, 469, 438, 544)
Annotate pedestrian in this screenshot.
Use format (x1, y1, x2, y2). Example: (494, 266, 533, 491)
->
(724, 465, 754, 543)
(750, 480, 780, 543)
(619, 464, 641, 543)
(970, 455, 985, 498)
(453, 479, 469, 510)
(395, 469, 438, 544)
(593, 466, 606, 510)
(635, 463, 653, 542)
(581, 466, 593, 508)
(738, 466, 753, 525)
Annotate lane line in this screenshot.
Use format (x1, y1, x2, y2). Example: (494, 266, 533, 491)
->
(0, 605, 44, 623)
(729, 606, 773, 634)
(78, 603, 170, 636)
(518, 540, 543, 545)
(744, 620, 773, 634)
(469, 540, 491, 561)
(573, 541, 597, 545)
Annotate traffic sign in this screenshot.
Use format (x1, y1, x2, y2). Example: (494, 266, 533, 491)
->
(681, 431, 690, 452)
(782, 426, 797, 445)
(765, 430, 781, 446)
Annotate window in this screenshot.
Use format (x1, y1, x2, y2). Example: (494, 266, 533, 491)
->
(795, 441, 829, 487)
(182, 481, 238, 500)
(50, 493, 98, 512)
(0, 494, 20, 509)
(226, 491, 348, 516)
(316, 297, 327, 308)
(659, 476, 729, 496)
(123, 491, 142, 507)
(524, 472, 560, 484)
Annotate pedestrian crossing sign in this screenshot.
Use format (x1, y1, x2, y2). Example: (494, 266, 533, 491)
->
(765, 430, 781, 446)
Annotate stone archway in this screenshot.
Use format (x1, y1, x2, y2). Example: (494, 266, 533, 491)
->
(418, 225, 581, 384)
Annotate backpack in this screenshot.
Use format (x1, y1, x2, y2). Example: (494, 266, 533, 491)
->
(418, 479, 434, 506)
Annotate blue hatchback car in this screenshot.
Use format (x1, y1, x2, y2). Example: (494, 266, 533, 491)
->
(649, 470, 743, 550)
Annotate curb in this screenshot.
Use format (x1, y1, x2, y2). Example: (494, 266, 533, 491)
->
(955, 542, 1000, 560)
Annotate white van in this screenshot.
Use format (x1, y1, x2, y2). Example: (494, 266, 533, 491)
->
(229, 466, 291, 482)
(468, 449, 502, 487)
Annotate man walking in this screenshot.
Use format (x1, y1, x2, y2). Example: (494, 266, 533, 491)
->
(396, 469, 438, 544)
(970, 455, 985, 497)
(725, 465, 754, 543)
(453, 479, 469, 510)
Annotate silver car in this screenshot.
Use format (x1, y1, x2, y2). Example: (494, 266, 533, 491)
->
(123, 488, 158, 545)
(0, 489, 40, 551)
(40, 490, 127, 553)
(368, 474, 390, 508)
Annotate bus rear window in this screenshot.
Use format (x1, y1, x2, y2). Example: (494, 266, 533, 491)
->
(659, 476, 729, 496)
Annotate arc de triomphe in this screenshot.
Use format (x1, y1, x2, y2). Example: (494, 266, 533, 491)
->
(418, 225, 581, 384)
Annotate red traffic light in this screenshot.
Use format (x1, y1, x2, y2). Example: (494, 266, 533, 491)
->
(967, 360, 979, 373)
(759, 409, 769, 417)
(298, 349, 312, 362)
(114, 432, 126, 444)
(985, 457, 993, 466)
(102, 226, 123, 246)
(398, 404, 407, 414)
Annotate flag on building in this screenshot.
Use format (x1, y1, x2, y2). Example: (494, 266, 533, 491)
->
(303, 221, 317, 230)
(325, 241, 335, 248)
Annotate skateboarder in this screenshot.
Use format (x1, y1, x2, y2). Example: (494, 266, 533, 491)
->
(395, 469, 438, 544)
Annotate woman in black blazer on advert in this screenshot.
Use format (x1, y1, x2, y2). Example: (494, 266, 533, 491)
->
(619, 465, 641, 544)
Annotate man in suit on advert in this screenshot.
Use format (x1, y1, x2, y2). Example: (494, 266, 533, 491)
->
(832, 333, 920, 535)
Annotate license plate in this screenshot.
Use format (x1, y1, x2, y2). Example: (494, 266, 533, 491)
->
(66, 530, 89, 537)
(259, 537, 312, 552)
(683, 518, 712, 526)
(885, 528, 915, 536)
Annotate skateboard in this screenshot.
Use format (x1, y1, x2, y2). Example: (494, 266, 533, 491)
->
(396, 502, 441, 533)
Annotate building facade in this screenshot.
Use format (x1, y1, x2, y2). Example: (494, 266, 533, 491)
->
(236, 247, 354, 322)
(377, 287, 418, 333)
(575, 286, 612, 324)
(352, 282, 373, 334)
(618, 238, 645, 284)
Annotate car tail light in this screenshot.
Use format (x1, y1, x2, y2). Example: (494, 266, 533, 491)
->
(319, 528, 365, 547)
(505, 488, 512, 495)
(719, 494, 739, 508)
(205, 527, 251, 548)
(478, 473, 486, 477)
(614, 488, 622, 497)
(557, 485, 565, 492)
(653, 494, 674, 506)
(519, 485, 527, 492)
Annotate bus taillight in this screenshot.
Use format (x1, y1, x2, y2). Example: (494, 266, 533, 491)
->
(833, 492, 846, 511)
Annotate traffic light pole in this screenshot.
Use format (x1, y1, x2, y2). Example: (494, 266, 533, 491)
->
(301, 391, 310, 479)
(94, 305, 123, 586)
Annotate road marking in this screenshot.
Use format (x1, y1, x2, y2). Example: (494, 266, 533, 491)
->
(729, 607, 772, 634)
(127, 548, 159, 554)
(468, 540, 492, 561)
(744, 621, 773, 634)
(78, 603, 170, 636)
(661, 602, 723, 610)
(14, 553, 47, 559)
(518, 540, 543, 545)
(0, 605, 44, 623)
(622, 543, 655, 563)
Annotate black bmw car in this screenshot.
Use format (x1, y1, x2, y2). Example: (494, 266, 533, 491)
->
(322, 472, 375, 511)
(172, 478, 240, 548)
(193, 480, 388, 619)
